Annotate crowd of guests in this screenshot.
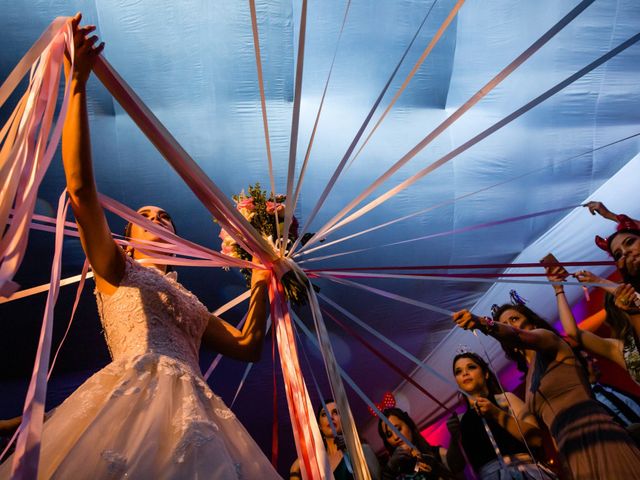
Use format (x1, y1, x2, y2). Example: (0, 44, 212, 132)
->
(284, 202, 640, 480)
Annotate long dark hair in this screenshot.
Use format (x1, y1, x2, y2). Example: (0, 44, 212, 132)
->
(452, 352, 501, 409)
(609, 230, 640, 292)
(316, 399, 340, 447)
(492, 303, 590, 393)
(491, 303, 559, 374)
(377, 407, 432, 455)
(604, 292, 632, 341)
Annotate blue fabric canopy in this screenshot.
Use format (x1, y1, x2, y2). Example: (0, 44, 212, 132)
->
(1, 0, 639, 470)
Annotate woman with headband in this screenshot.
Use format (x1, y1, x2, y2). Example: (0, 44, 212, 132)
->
(452, 299, 640, 479)
(446, 351, 555, 479)
(546, 259, 640, 386)
(542, 203, 640, 385)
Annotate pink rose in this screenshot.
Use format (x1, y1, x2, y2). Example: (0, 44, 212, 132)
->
(221, 244, 236, 256)
(236, 197, 255, 211)
(266, 201, 285, 216)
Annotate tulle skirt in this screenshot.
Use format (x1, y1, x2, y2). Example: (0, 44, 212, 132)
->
(0, 353, 281, 479)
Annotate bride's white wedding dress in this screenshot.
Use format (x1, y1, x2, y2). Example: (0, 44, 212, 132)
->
(1, 256, 281, 479)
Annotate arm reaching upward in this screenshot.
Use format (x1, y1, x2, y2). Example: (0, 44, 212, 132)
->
(549, 268, 625, 367)
(62, 13, 124, 294)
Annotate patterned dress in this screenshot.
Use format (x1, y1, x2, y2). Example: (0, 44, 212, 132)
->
(526, 350, 640, 480)
(1, 256, 281, 479)
(623, 330, 640, 385)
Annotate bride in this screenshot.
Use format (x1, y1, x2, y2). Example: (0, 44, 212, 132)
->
(1, 14, 281, 479)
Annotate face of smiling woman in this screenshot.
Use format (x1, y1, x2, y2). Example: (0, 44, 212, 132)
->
(610, 232, 640, 278)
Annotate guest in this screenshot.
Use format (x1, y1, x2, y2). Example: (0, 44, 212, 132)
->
(446, 352, 555, 479)
(547, 264, 640, 385)
(581, 353, 640, 440)
(378, 407, 454, 480)
(290, 399, 381, 480)
(453, 301, 640, 479)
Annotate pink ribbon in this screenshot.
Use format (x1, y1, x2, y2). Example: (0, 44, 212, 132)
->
(10, 191, 69, 479)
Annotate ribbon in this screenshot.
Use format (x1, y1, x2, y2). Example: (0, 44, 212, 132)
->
(289, 0, 352, 226)
(297, 0, 597, 252)
(316, 270, 619, 288)
(296, 131, 640, 257)
(312, 25, 640, 242)
(0, 19, 73, 297)
(322, 307, 454, 413)
(298, 205, 580, 262)
(279, 0, 308, 257)
(248, 0, 276, 201)
(305, 278, 371, 480)
(345, 0, 465, 169)
(0, 270, 94, 305)
(305, 260, 614, 272)
(271, 321, 279, 468)
(291, 311, 421, 453)
(291, 0, 460, 255)
(10, 191, 69, 479)
(269, 276, 331, 480)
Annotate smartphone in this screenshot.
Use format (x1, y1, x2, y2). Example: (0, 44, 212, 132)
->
(540, 253, 570, 277)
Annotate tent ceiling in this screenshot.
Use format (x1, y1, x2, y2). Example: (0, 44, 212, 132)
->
(1, 0, 639, 472)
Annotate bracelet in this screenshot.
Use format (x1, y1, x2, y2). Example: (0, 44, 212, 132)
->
(479, 316, 498, 335)
(555, 290, 565, 296)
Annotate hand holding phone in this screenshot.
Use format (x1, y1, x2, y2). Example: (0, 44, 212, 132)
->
(540, 253, 569, 281)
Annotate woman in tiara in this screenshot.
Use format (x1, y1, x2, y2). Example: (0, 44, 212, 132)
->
(446, 351, 555, 479)
(1, 14, 282, 479)
(452, 297, 640, 479)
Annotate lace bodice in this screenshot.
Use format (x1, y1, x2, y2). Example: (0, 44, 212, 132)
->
(96, 256, 210, 371)
(623, 331, 640, 385)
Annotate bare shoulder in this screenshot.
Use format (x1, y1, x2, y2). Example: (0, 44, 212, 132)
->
(494, 392, 523, 409)
(290, 458, 300, 475)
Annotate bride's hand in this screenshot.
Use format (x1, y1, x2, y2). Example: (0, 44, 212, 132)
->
(64, 13, 105, 86)
(250, 256, 271, 285)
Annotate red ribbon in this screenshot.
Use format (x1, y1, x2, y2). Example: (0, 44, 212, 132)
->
(271, 323, 279, 469)
(305, 260, 613, 272)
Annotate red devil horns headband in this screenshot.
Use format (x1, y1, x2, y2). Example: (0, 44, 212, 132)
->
(594, 214, 640, 254)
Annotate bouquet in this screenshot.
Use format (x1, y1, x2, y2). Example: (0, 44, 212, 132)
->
(219, 183, 312, 304)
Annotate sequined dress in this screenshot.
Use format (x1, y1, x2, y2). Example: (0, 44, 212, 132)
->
(623, 329, 640, 385)
(0, 256, 281, 479)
